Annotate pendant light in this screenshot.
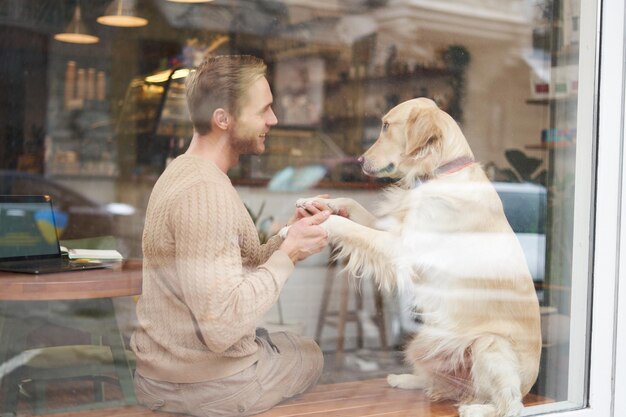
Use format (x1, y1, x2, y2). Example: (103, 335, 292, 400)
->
(97, 0, 148, 28)
(54, 3, 99, 44)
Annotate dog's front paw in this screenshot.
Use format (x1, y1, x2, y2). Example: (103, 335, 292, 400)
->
(278, 225, 290, 239)
(387, 373, 424, 390)
(296, 197, 337, 213)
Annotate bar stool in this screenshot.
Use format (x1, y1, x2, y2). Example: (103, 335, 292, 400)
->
(315, 252, 387, 365)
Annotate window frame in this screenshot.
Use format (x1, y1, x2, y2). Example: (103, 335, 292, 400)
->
(0, 1, 623, 415)
(526, 0, 626, 417)
(524, 0, 626, 416)
(590, 0, 626, 416)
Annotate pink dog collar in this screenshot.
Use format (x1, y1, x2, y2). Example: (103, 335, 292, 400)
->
(435, 157, 475, 175)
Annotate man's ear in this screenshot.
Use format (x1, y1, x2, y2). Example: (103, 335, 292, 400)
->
(404, 107, 444, 157)
(213, 108, 230, 130)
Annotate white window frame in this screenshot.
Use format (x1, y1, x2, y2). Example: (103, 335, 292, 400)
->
(521, 0, 625, 416)
(611, 0, 626, 416)
(587, 0, 626, 416)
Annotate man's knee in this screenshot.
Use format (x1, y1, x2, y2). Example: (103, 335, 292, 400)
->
(300, 335, 324, 381)
(281, 332, 324, 394)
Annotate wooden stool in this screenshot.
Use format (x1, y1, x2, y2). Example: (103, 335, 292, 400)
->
(315, 254, 387, 365)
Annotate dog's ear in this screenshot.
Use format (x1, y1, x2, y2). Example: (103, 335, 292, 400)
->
(404, 107, 444, 157)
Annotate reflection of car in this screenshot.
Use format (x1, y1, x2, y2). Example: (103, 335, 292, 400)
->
(0, 170, 115, 240)
(493, 181, 547, 284)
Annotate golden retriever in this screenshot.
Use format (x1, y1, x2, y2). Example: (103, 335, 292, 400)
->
(292, 98, 542, 417)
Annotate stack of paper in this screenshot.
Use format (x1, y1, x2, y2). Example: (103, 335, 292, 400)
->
(63, 248, 124, 261)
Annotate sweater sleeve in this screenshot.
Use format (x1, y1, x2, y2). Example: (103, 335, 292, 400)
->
(257, 235, 284, 264)
(173, 182, 294, 353)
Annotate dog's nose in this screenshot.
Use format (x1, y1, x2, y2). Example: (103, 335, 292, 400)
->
(357, 156, 364, 164)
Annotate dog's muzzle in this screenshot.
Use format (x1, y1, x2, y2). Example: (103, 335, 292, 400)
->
(362, 161, 395, 176)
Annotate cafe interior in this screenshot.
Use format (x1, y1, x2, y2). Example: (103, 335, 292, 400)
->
(0, 0, 582, 415)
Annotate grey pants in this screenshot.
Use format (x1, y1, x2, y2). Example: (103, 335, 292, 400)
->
(133, 332, 324, 417)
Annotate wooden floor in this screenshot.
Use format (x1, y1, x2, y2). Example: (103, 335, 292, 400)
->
(34, 378, 551, 417)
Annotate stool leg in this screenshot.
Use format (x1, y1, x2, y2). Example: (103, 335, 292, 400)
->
(315, 258, 336, 345)
(336, 269, 350, 366)
(373, 283, 388, 350)
(355, 282, 364, 350)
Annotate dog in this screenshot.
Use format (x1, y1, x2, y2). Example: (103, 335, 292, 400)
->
(292, 98, 542, 417)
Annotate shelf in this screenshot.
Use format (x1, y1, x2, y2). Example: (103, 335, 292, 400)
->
(322, 115, 381, 125)
(116, 128, 155, 136)
(231, 177, 387, 190)
(324, 67, 451, 90)
(526, 96, 578, 106)
(525, 142, 575, 150)
(49, 173, 118, 181)
(270, 128, 318, 138)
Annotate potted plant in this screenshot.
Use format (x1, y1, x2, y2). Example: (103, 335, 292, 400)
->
(245, 202, 305, 335)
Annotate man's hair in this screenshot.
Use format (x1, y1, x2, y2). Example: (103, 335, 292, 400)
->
(185, 55, 267, 135)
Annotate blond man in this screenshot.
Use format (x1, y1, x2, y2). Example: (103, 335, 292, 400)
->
(131, 55, 328, 417)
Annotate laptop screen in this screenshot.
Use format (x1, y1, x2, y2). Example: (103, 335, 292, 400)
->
(0, 195, 61, 261)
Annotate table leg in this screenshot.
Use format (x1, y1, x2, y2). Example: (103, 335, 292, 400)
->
(99, 298, 135, 405)
(56, 298, 136, 407)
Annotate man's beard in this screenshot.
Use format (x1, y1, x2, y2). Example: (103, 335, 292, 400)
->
(231, 125, 263, 154)
(232, 135, 261, 154)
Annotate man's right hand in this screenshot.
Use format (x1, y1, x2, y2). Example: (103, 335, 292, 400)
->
(279, 211, 330, 263)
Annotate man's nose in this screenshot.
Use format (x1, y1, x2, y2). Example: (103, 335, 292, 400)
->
(268, 108, 278, 126)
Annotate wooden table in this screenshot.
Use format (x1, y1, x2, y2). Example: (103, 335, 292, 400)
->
(0, 260, 142, 415)
(0, 259, 142, 301)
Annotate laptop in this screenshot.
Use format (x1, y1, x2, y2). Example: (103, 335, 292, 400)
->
(0, 195, 108, 274)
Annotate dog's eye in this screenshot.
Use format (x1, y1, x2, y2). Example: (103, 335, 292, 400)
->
(382, 122, 389, 132)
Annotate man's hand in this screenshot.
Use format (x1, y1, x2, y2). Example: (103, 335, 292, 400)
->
(280, 211, 330, 263)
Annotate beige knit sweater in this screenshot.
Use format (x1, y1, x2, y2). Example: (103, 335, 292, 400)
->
(131, 154, 294, 383)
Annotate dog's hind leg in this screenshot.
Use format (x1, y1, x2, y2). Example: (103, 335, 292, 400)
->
(464, 336, 524, 417)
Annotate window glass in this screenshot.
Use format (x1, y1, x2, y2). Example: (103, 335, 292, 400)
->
(0, 0, 592, 415)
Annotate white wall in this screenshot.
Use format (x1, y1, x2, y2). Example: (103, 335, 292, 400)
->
(237, 186, 401, 350)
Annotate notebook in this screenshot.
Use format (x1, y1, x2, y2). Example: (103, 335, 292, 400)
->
(0, 195, 109, 274)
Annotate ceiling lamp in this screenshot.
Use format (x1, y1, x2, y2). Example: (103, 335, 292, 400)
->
(97, 0, 148, 27)
(145, 70, 172, 83)
(54, 4, 99, 44)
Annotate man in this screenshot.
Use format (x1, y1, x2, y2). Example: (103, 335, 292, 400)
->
(131, 55, 329, 417)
